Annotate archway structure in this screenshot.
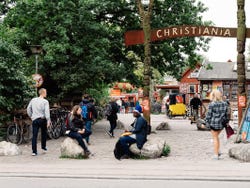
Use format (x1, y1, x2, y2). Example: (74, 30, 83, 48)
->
(125, 25, 250, 46)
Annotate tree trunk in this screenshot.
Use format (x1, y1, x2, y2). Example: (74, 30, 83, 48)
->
(137, 0, 154, 127)
(237, 0, 247, 125)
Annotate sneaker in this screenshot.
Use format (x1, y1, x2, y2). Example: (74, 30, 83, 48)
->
(42, 148, 47, 152)
(105, 129, 113, 137)
(212, 154, 219, 160)
(120, 155, 130, 159)
(32, 152, 37, 156)
(84, 150, 91, 157)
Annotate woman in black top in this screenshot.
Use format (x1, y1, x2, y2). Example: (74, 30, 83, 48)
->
(68, 105, 92, 157)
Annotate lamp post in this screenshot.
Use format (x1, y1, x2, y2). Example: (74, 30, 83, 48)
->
(137, 0, 154, 127)
(30, 45, 43, 95)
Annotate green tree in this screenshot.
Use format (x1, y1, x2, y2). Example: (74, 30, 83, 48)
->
(3, 0, 210, 102)
(0, 25, 33, 115)
(4, 0, 126, 102)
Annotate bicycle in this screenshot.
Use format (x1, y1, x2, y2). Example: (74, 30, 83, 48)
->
(47, 108, 69, 139)
(6, 113, 32, 145)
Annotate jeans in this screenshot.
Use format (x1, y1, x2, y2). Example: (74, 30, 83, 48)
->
(84, 120, 92, 143)
(68, 130, 92, 151)
(32, 118, 47, 154)
(119, 136, 136, 156)
(108, 119, 117, 136)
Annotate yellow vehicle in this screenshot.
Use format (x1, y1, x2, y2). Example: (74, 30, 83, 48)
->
(166, 94, 187, 119)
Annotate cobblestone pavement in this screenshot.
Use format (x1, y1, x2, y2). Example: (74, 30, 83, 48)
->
(2, 114, 250, 182)
(0, 114, 240, 163)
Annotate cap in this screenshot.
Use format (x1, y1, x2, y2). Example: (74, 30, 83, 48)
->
(133, 105, 142, 113)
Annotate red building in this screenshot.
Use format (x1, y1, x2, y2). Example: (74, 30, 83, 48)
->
(179, 64, 201, 104)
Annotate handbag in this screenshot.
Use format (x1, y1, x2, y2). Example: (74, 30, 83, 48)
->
(225, 124, 234, 139)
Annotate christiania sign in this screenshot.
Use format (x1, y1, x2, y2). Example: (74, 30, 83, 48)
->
(125, 25, 250, 46)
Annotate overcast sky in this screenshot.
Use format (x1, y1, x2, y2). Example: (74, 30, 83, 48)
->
(200, 0, 250, 62)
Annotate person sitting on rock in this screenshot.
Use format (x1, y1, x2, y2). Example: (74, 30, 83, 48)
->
(67, 105, 92, 157)
(117, 106, 148, 159)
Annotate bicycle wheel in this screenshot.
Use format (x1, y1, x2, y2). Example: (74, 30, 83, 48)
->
(7, 124, 22, 145)
(47, 125, 53, 139)
(22, 124, 32, 143)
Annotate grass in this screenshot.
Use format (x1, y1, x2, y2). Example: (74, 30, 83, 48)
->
(60, 154, 88, 159)
(162, 144, 171, 156)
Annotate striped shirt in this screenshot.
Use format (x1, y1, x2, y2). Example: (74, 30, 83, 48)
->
(27, 97, 50, 122)
(205, 101, 228, 130)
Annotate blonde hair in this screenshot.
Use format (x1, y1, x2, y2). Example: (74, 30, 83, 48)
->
(209, 90, 222, 102)
(38, 88, 46, 95)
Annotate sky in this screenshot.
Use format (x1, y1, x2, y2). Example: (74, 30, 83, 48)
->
(200, 0, 250, 62)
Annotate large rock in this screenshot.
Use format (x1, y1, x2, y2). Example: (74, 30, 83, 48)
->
(0, 141, 22, 156)
(116, 120, 125, 129)
(229, 144, 250, 162)
(129, 137, 166, 158)
(60, 137, 84, 158)
(156, 122, 170, 130)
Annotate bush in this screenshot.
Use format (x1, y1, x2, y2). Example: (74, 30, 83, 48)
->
(162, 144, 171, 156)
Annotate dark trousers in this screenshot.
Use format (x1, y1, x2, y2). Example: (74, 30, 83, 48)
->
(84, 120, 92, 143)
(32, 118, 47, 153)
(119, 136, 136, 156)
(68, 130, 92, 151)
(108, 119, 117, 136)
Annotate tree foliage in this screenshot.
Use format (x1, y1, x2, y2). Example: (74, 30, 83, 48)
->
(3, 0, 210, 102)
(0, 25, 33, 115)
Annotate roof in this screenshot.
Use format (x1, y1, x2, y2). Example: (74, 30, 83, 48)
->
(198, 61, 250, 81)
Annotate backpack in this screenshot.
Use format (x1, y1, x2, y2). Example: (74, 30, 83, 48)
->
(81, 103, 92, 120)
(105, 103, 112, 117)
(64, 113, 72, 131)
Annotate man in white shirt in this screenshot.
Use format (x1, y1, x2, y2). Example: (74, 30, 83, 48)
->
(27, 88, 51, 156)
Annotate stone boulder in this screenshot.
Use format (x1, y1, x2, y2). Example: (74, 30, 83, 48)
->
(229, 144, 250, 162)
(0, 141, 22, 156)
(156, 122, 170, 130)
(196, 118, 210, 131)
(116, 120, 125, 129)
(129, 137, 166, 158)
(60, 137, 84, 158)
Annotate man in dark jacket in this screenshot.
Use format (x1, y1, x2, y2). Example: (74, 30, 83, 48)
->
(106, 98, 119, 137)
(190, 93, 202, 123)
(118, 106, 148, 159)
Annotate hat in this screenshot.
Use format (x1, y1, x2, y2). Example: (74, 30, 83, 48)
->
(133, 105, 142, 114)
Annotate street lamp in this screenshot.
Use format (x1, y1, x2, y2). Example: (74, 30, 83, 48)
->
(30, 45, 42, 74)
(30, 45, 43, 95)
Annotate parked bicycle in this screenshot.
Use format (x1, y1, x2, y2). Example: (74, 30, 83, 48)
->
(6, 113, 32, 145)
(47, 107, 69, 139)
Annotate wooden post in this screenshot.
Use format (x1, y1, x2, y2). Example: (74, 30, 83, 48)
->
(237, 0, 247, 125)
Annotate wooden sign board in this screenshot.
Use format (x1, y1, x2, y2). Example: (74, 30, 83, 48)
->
(125, 26, 250, 46)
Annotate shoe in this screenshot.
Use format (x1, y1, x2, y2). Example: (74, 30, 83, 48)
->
(32, 152, 37, 156)
(212, 154, 220, 160)
(84, 150, 91, 157)
(42, 148, 47, 152)
(120, 155, 129, 159)
(105, 129, 113, 137)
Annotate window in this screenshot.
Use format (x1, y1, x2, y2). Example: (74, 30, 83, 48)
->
(189, 85, 195, 93)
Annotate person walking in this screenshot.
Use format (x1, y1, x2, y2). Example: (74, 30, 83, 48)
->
(79, 94, 97, 145)
(190, 93, 202, 123)
(67, 105, 92, 157)
(27, 88, 51, 156)
(204, 90, 229, 160)
(106, 98, 119, 137)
